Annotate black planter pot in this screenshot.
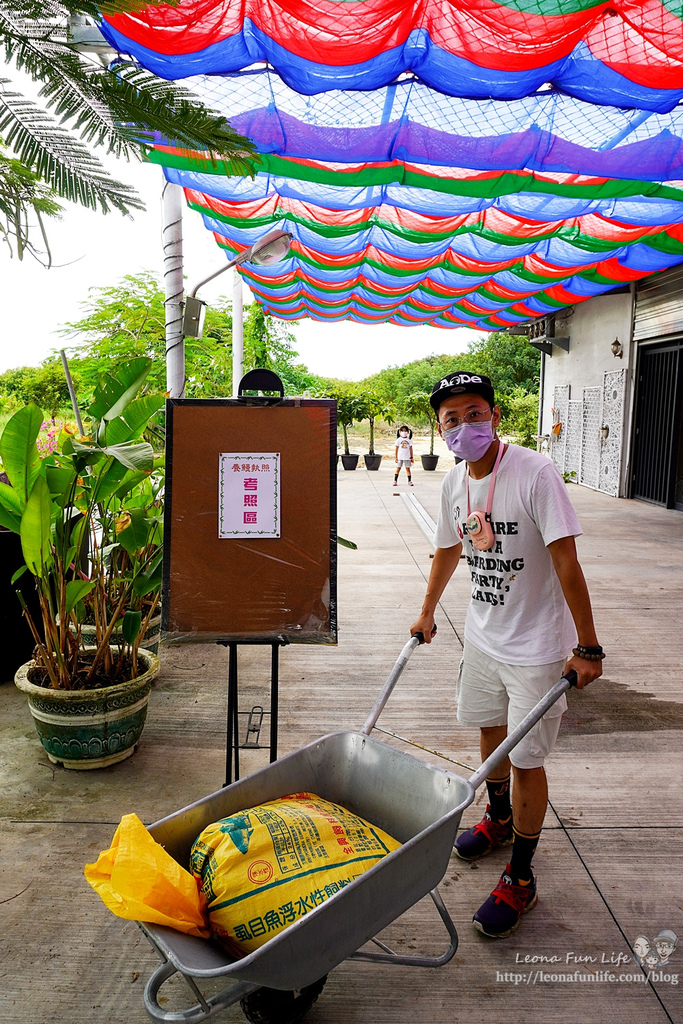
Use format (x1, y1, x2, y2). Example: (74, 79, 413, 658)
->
(341, 454, 360, 470)
(421, 454, 440, 471)
(364, 454, 383, 471)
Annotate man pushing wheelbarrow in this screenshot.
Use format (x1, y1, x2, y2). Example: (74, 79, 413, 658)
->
(411, 371, 603, 939)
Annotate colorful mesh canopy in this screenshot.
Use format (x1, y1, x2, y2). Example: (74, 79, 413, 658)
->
(101, 1, 683, 328)
(101, 0, 683, 111)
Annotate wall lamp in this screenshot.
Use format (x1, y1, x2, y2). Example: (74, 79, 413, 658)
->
(611, 337, 623, 358)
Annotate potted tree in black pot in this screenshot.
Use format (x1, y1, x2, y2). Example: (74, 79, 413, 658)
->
(404, 391, 440, 470)
(360, 392, 393, 470)
(324, 388, 362, 469)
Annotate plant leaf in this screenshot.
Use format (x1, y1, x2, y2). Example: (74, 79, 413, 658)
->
(0, 403, 43, 503)
(20, 475, 53, 577)
(132, 547, 163, 598)
(45, 463, 77, 500)
(122, 609, 142, 645)
(0, 481, 23, 531)
(338, 536, 358, 549)
(88, 357, 152, 420)
(116, 506, 150, 555)
(104, 393, 166, 445)
(64, 579, 96, 615)
(11, 563, 28, 584)
(101, 441, 154, 473)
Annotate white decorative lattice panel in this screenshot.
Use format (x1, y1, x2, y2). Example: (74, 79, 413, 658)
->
(565, 400, 582, 480)
(551, 384, 570, 474)
(598, 369, 627, 497)
(580, 387, 602, 489)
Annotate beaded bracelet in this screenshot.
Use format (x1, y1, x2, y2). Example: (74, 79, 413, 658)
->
(573, 644, 605, 662)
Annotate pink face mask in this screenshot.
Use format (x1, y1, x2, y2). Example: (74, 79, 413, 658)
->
(442, 421, 494, 462)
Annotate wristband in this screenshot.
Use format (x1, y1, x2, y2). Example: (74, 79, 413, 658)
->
(572, 644, 605, 662)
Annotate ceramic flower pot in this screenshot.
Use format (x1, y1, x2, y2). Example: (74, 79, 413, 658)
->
(77, 614, 162, 656)
(421, 454, 440, 470)
(14, 648, 160, 770)
(363, 454, 383, 470)
(340, 454, 360, 470)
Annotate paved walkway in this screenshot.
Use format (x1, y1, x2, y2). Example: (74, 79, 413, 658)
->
(1, 462, 682, 1024)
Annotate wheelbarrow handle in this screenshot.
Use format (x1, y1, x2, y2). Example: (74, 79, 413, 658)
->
(361, 626, 436, 736)
(468, 669, 578, 790)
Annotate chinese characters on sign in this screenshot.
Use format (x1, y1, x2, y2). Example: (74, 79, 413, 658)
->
(218, 454, 280, 538)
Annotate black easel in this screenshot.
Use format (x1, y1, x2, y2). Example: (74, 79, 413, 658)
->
(218, 637, 289, 786)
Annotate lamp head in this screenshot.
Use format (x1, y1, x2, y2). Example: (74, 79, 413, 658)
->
(247, 229, 292, 267)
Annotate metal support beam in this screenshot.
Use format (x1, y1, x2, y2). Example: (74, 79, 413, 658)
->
(162, 179, 185, 398)
(232, 268, 244, 397)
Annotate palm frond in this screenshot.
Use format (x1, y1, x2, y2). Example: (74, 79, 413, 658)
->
(0, 4, 257, 172)
(0, 79, 143, 212)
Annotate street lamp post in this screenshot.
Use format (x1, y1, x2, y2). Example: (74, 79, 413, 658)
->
(182, 229, 293, 397)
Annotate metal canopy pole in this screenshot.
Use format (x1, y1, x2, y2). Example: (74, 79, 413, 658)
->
(232, 268, 244, 398)
(162, 179, 185, 398)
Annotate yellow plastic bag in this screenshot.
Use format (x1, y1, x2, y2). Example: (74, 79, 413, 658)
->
(191, 792, 400, 956)
(84, 813, 210, 939)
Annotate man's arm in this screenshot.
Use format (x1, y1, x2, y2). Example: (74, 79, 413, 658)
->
(548, 535, 602, 690)
(410, 542, 462, 643)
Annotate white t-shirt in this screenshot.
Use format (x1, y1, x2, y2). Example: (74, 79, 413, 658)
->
(395, 436, 413, 461)
(434, 444, 582, 666)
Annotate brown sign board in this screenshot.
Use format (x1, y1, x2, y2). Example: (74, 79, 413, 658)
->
(162, 398, 337, 644)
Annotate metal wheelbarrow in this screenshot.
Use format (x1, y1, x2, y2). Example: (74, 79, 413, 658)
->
(138, 633, 577, 1024)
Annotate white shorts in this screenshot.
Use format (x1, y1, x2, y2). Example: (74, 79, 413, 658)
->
(396, 457, 412, 464)
(456, 639, 568, 770)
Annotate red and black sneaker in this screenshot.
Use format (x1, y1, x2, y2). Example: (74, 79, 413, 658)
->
(472, 865, 538, 938)
(454, 806, 513, 861)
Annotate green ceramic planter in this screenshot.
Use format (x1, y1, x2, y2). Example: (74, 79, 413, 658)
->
(77, 614, 162, 656)
(14, 648, 160, 770)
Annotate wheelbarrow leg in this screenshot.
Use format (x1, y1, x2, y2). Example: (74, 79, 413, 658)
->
(143, 958, 259, 1024)
(348, 887, 458, 968)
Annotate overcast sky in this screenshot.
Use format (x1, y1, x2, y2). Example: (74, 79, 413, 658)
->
(1, 158, 478, 380)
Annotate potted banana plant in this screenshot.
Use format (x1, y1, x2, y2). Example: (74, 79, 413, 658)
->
(0, 357, 164, 769)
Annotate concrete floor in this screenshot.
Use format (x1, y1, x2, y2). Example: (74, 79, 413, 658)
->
(1, 463, 682, 1024)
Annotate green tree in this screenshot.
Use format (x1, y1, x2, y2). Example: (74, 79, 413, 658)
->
(0, 361, 75, 415)
(56, 272, 314, 400)
(361, 331, 540, 448)
(318, 384, 364, 455)
(0, 0, 256, 256)
(354, 391, 394, 455)
(402, 391, 437, 455)
(464, 331, 540, 397)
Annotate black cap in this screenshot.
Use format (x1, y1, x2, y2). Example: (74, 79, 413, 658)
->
(429, 372, 495, 414)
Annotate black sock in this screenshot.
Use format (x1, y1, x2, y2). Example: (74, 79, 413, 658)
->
(509, 827, 541, 883)
(485, 774, 511, 825)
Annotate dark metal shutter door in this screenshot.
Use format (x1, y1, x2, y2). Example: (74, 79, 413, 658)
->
(632, 346, 680, 505)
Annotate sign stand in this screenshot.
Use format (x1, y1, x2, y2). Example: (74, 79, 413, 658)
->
(218, 636, 289, 786)
(163, 368, 337, 786)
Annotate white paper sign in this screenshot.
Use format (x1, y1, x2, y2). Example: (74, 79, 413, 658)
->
(218, 453, 280, 539)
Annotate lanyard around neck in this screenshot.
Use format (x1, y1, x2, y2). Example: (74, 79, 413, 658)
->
(466, 441, 506, 519)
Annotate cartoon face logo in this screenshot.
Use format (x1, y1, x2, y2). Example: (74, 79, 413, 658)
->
(632, 936, 651, 963)
(633, 930, 678, 968)
(654, 930, 678, 965)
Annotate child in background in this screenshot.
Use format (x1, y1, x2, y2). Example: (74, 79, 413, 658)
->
(394, 426, 414, 486)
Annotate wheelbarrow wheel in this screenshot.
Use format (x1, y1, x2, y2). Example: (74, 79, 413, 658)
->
(240, 976, 327, 1024)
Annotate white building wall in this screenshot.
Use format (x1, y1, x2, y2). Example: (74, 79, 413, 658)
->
(540, 291, 633, 436)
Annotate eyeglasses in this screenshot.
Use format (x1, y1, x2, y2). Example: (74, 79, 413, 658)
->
(440, 408, 493, 431)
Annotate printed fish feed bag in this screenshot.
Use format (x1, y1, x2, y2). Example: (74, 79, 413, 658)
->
(190, 792, 401, 955)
